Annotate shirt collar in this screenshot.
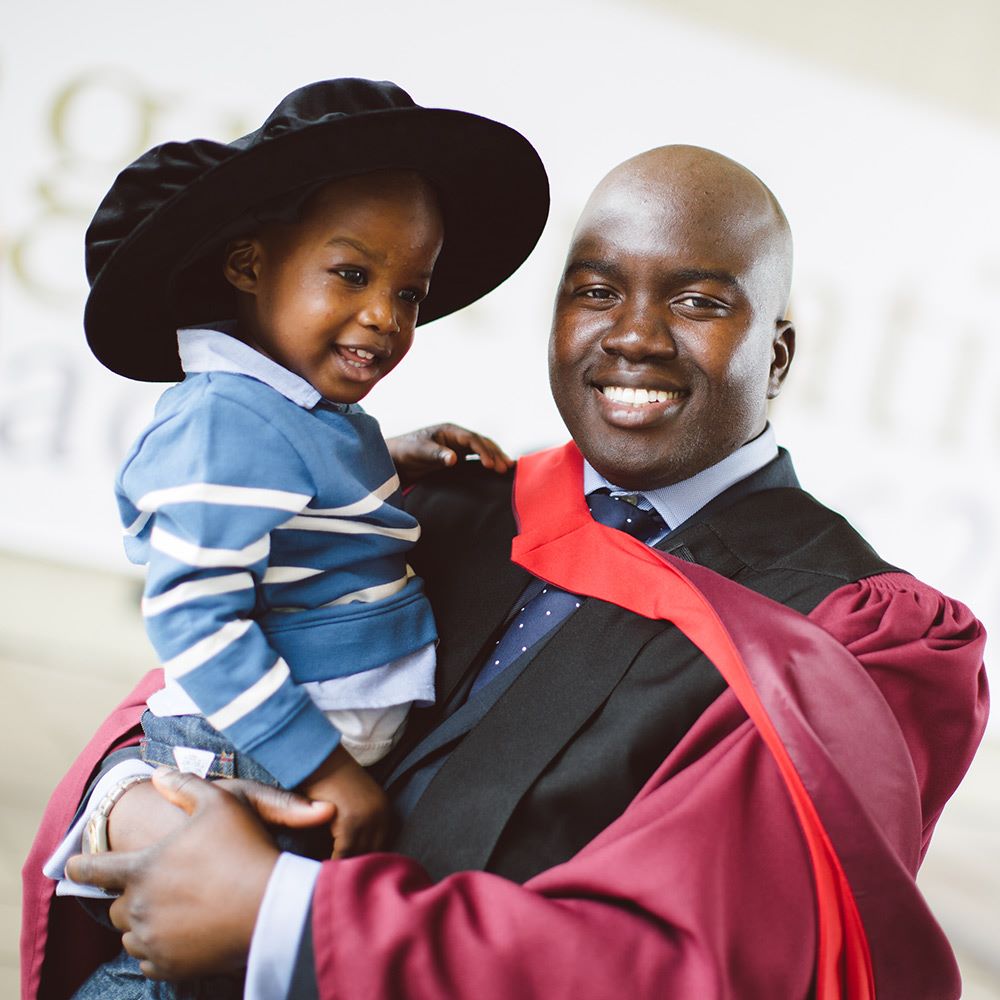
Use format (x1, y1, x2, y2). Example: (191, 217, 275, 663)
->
(582, 425, 778, 531)
(177, 325, 329, 410)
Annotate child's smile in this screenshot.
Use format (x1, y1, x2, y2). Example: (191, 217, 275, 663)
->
(225, 170, 444, 404)
(333, 341, 391, 384)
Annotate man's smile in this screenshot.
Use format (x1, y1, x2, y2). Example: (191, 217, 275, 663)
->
(600, 385, 686, 405)
(591, 380, 689, 429)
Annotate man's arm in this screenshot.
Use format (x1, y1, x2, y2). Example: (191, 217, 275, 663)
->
(43, 758, 162, 895)
(68, 704, 822, 998)
(66, 770, 331, 981)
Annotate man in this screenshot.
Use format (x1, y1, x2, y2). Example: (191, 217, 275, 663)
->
(24, 146, 987, 999)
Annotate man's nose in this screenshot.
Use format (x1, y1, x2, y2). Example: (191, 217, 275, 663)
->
(357, 289, 400, 335)
(600, 303, 677, 362)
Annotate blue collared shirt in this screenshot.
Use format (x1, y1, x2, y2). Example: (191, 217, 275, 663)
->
(179, 324, 328, 410)
(583, 425, 778, 540)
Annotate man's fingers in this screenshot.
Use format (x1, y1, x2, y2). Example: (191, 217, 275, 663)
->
(151, 768, 333, 830)
(65, 850, 134, 893)
(151, 765, 221, 816)
(138, 958, 169, 981)
(108, 896, 132, 932)
(121, 929, 144, 958)
(232, 780, 336, 828)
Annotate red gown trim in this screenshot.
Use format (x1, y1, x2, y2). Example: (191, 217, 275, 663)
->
(511, 442, 874, 1000)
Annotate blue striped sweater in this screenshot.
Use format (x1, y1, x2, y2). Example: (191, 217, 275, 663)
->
(115, 329, 437, 787)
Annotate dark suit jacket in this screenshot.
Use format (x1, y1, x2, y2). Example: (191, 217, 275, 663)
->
(379, 450, 896, 883)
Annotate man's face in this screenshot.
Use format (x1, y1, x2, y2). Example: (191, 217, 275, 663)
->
(549, 170, 792, 490)
(232, 171, 444, 404)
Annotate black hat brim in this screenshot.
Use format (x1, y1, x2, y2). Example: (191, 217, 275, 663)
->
(85, 107, 549, 382)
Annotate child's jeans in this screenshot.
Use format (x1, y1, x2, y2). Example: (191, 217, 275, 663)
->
(71, 711, 331, 999)
(136, 711, 332, 856)
(72, 949, 243, 1000)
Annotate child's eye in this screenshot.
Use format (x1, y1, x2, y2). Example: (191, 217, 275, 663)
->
(333, 268, 366, 285)
(398, 288, 425, 305)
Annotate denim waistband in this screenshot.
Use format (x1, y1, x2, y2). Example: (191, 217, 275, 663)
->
(139, 710, 280, 785)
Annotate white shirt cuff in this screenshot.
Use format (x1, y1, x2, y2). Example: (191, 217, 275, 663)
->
(42, 758, 156, 899)
(245, 852, 322, 1000)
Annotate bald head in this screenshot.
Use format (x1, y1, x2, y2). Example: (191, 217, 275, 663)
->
(576, 145, 793, 320)
(549, 144, 796, 490)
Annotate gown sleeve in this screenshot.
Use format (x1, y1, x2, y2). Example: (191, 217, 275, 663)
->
(807, 572, 988, 853)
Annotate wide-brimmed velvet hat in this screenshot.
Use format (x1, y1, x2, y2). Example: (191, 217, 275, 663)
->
(84, 78, 550, 381)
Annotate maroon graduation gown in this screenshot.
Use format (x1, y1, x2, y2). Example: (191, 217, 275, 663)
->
(21, 443, 988, 999)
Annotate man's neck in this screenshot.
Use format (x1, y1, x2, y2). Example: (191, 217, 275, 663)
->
(582, 426, 778, 531)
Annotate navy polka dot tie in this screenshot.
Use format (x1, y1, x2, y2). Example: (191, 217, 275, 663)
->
(584, 488, 667, 540)
(469, 490, 666, 695)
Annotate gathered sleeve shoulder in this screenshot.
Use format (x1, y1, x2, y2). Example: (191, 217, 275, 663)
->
(807, 572, 988, 850)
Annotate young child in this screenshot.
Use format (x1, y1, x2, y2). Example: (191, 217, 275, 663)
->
(64, 77, 548, 997)
(122, 169, 445, 857)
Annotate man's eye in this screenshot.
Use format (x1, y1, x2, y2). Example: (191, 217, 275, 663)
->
(674, 294, 725, 311)
(581, 287, 617, 301)
(334, 268, 366, 285)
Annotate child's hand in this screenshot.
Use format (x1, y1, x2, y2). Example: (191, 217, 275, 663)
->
(386, 423, 512, 486)
(300, 746, 391, 858)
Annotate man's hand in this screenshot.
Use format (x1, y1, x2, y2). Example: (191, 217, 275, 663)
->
(386, 423, 512, 486)
(66, 767, 333, 981)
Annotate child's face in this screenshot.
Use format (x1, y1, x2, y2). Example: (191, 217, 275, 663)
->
(227, 171, 444, 403)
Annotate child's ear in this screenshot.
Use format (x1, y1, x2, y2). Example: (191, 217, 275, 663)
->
(223, 239, 262, 293)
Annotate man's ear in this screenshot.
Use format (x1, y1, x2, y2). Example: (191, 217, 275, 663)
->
(767, 320, 795, 399)
(223, 239, 262, 293)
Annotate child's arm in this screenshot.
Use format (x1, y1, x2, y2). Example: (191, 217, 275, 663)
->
(118, 390, 341, 791)
(386, 423, 512, 486)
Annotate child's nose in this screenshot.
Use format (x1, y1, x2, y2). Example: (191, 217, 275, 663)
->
(357, 289, 400, 335)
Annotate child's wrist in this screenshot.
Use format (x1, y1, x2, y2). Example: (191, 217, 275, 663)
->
(300, 743, 356, 790)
